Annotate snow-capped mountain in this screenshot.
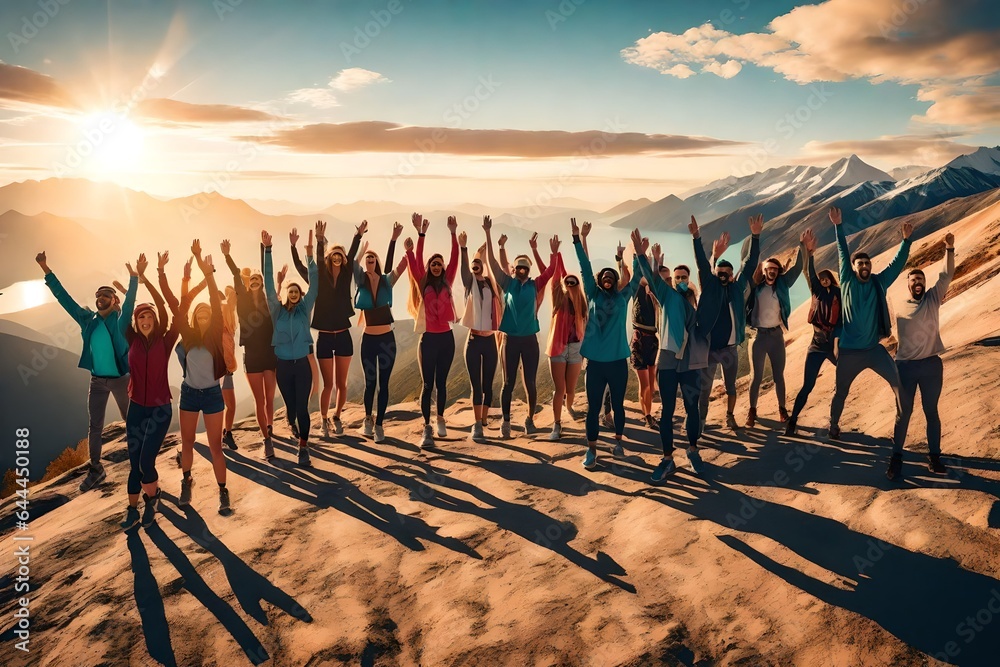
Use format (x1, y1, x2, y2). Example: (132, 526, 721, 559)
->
(946, 146, 1000, 176)
(856, 166, 1000, 224)
(890, 165, 932, 181)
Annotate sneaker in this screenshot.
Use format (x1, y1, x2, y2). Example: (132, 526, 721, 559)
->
(548, 422, 562, 441)
(686, 448, 705, 475)
(500, 420, 511, 440)
(290, 420, 300, 440)
(373, 424, 386, 443)
(651, 458, 676, 483)
(778, 406, 789, 423)
(828, 423, 841, 440)
(745, 407, 757, 428)
(120, 505, 140, 531)
(436, 416, 447, 438)
(421, 424, 434, 449)
(583, 448, 598, 470)
(470, 421, 485, 443)
(332, 416, 344, 436)
(322, 417, 331, 438)
(644, 415, 659, 430)
(141, 490, 160, 527)
(362, 416, 374, 438)
(602, 413, 614, 429)
(298, 445, 312, 468)
(263, 437, 275, 461)
(223, 430, 238, 450)
(179, 476, 194, 507)
(218, 487, 231, 514)
(726, 413, 739, 432)
(613, 441, 625, 458)
(784, 417, 797, 437)
(886, 452, 903, 480)
(928, 453, 947, 474)
(79, 464, 106, 492)
(524, 417, 536, 435)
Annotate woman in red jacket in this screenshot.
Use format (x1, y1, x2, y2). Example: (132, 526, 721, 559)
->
(120, 252, 179, 531)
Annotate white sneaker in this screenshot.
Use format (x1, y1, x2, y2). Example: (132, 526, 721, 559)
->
(333, 416, 344, 435)
(420, 424, 434, 448)
(470, 421, 485, 443)
(362, 416, 374, 438)
(436, 416, 447, 438)
(373, 424, 385, 443)
(500, 420, 511, 439)
(322, 417, 331, 438)
(524, 417, 536, 434)
(548, 422, 562, 441)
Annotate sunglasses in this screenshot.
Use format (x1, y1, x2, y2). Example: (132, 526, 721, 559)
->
(515, 266, 529, 271)
(564, 279, 578, 287)
(716, 271, 733, 278)
(430, 262, 444, 268)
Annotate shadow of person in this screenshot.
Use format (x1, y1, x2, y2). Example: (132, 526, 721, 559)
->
(157, 503, 312, 627)
(144, 522, 270, 665)
(127, 530, 177, 667)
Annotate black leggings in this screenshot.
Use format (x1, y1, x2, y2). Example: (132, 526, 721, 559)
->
(361, 331, 396, 425)
(657, 368, 702, 455)
(586, 359, 629, 442)
(466, 333, 498, 407)
(418, 331, 456, 423)
(276, 357, 313, 440)
(126, 402, 172, 495)
(501, 334, 539, 420)
(790, 349, 836, 420)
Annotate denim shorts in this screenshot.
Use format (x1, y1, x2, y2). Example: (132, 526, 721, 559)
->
(179, 383, 225, 414)
(550, 341, 583, 364)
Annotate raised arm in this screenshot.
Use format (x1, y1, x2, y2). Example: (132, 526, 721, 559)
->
(482, 216, 511, 291)
(619, 256, 643, 301)
(535, 236, 560, 292)
(876, 222, 913, 287)
(142, 270, 170, 338)
(783, 243, 805, 287)
(831, 207, 852, 284)
(221, 241, 248, 297)
(290, 245, 309, 283)
(529, 233, 547, 274)
(460, 235, 473, 291)
(573, 229, 597, 300)
(549, 252, 566, 311)
(934, 233, 956, 295)
(158, 264, 180, 318)
(737, 215, 762, 285)
(445, 219, 460, 286)
(261, 231, 282, 317)
(36, 253, 89, 323)
(498, 237, 513, 276)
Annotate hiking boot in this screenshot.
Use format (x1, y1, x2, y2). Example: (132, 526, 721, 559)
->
(218, 487, 231, 514)
(322, 417, 331, 438)
(470, 421, 485, 443)
(784, 417, 797, 437)
(745, 407, 757, 428)
(373, 424, 386, 443)
(179, 476, 194, 507)
(79, 464, 106, 492)
(120, 505, 140, 531)
(928, 454, 947, 474)
(298, 445, 312, 468)
(141, 490, 160, 527)
(523, 417, 536, 435)
(263, 437, 275, 461)
(686, 448, 705, 475)
(612, 441, 625, 458)
(332, 416, 344, 436)
(644, 415, 659, 430)
(421, 424, 435, 449)
(436, 416, 447, 438)
(548, 422, 562, 441)
(223, 430, 238, 450)
(500, 420, 511, 440)
(651, 458, 676, 484)
(886, 452, 903, 480)
(362, 416, 374, 438)
(726, 413, 739, 432)
(778, 406, 789, 423)
(583, 448, 598, 470)
(828, 423, 841, 440)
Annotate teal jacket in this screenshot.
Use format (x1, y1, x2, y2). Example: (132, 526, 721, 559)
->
(836, 223, 911, 350)
(749, 243, 804, 331)
(264, 248, 320, 360)
(636, 255, 687, 353)
(693, 234, 759, 346)
(44, 272, 138, 377)
(575, 239, 642, 362)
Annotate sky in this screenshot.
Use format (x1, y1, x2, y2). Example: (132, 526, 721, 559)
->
(0, 0, 998, 208)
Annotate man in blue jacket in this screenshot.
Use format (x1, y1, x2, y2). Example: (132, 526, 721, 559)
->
(690, 214, 762, 432)
(826, 206, 912, 480)
(36, 251, 138, 492)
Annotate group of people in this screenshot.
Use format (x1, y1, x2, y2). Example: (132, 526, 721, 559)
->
(36, 206, 955, 530)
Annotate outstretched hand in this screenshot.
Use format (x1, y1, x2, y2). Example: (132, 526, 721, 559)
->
(277, 264, 287, 285)
(392, 222, 403, 240)
(262, 230, 273, 248)
(126, 262, 137, 277)
(136, 253, 148, 277)
(446, 215, 458, 233)
(482, 215, 492, 232)
(748, 213, 764, 235)
(221, 239, 231, 256)
(157, 251, 169, 269)
(581, 221, 592, 238)
(617, 240, 626, 258)
(289, 228, 299, 247)
(550, 235, 560, 253)
(570, 217, 580, 236)
(801, 228, 817, 254)
(528, 232, 538, 250)
(403, 237, 414, 252)
(901, 221, 913, 240)
(357, 220, 369, 236)
(498, 234, 508, 248)
(458, 231, 468, 248)
(688, 216, 700, 238)
(713, 232, 731, 259)
(829, 207, 842, 226)
(183, 257, 193, 281)
(315, 220, 327, 241)
(944, 232, 955, 249)
(191, 239, 202, 257)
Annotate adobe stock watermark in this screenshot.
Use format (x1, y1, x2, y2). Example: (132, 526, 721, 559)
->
(545, 0, 586, 31)
(933, 588, 1000, 663)
(340, 0, 407, 63)
(383, 74, 502, 192)
(878, 0, 931, 38)
(7, 0, 72, 54)
(212, 0, 243, 21)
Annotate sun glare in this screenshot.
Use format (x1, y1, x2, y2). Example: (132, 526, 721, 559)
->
(79, 111, 146, 173)
(0, 280, 53, 315)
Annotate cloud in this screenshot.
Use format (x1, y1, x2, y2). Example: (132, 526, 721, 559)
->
(800, 133, 978, 167)
(286, 87, 339, 109)
(0, 62, 77, 111)
(287, 68, 390, 109)
(134, 98, 282, 125)
(621, 0, 1000, 126)
(238, 120, 745, 157)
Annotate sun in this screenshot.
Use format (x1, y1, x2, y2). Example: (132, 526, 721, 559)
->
(79, 111, 146, 173)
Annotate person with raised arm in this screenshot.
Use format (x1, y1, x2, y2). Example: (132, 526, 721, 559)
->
(691, 214, 762, 433)
(545, 237, 586, 441)
(891, 232, 955, 477)
(629, 237, 661, 431)
(786, 230, 841, 437)
(35, 250, 137, 492)
(460, 233, 505, 443)
(263, 225, 320, 467)
(631, 229, 709, 477)
(572, 218, 642, 470)
(353, 222, 408, 443)
(826, 207, 912, 478)
(744, 231, 808, 428)
(483, 215, 558, 438)
(405, 214, 461, 448)
(159, 240, 231, 513)
(284, 227, 321, 411)
(221, 238, 279, 459)
(119, 252, 178, 530)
